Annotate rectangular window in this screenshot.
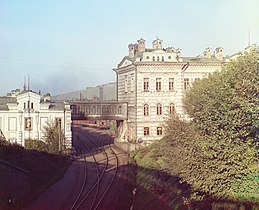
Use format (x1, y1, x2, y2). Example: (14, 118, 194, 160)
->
(169, 78, 174, 91)
(144, 78, 149, 91)
(124, 75, 128, 93)
(31, 102, 34, 109)
(157, 127, 162, 135)
(144, 127, 149, 136)
(156, 78, 161, 91)
(55, 118, 62, 130)
(130, 74, 134, 92)
(25, 117, 32, 131)
(184, 78, 190, 90)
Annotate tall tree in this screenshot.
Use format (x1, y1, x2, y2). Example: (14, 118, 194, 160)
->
(181, 52, 259, 199)
(42, 120, 66, 154)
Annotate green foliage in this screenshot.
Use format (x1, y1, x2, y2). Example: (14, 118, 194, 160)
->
(182, 53, 258, 200)
(184, 52, 259, 143)
(134, 52, 259, 204)
(232, 170, 259, 201)
(41, 121, 66, 154)
(25, 139, 47, 151)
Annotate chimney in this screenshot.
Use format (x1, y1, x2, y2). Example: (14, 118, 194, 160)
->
(137, 38, 146, 53)
(128, 43, 135, 58)
(23, 76, 27, 91)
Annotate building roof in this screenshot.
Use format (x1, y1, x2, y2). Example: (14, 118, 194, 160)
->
(181, 56, 222, 63)
(49, 102, 66, 110)
(0, 97, 17, 110)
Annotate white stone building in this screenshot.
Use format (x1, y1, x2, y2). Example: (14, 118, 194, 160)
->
(114, 38, 226, 144)
(0, 90, 72, 148)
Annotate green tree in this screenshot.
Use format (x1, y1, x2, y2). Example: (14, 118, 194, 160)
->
(42, 120, 66, 154)
(181, 52, 259, 200)
(184, 52, 259, 143)
(134, 52, 259, 203)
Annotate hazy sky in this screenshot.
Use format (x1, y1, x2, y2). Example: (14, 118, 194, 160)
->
(0, 0, 258, 96)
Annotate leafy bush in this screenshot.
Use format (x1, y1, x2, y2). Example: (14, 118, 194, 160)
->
(25, 139, 47, 152)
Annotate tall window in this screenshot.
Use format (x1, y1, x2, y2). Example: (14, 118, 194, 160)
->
(162, 56, 164, 62)
(144, 127, 149, 136)
(152, 56, 155, 61)
(157, 103, 162, 115)
(131, 74, 134, 92)
(144, 104, 149, 116)
(55, 118, 62, 130)
(156, 78, 162, 91)
(169, 103, 175, 115)
(157, 56, 160, 61)
(169, 78, 174, 91)
(144, 78, 149, 91)
(157, 127, 162, 135)
(124, 75, 128, 93)
(184, 78, 190, 90)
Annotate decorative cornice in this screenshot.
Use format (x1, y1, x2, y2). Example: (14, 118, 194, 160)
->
(135, 62, 225, 67)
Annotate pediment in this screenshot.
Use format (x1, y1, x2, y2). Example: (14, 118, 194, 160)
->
(118, 57, 133, 68)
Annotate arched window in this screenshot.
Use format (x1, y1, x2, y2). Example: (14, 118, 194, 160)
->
(169, 103, 175, 115)
(157, 56, 160, 61)
(152, 56, 155, 61)
(144, 127, 149, 136)
(146, 56, 149, 59)
(157, 127, 162, 135)
(144, 104, 149, 116)
(162, 56, 164, 61)
(168, 56, 171, 59)
(157, 103, 162, 115)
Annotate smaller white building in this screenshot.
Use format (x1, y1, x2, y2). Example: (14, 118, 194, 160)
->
(0, 90, 72, 148)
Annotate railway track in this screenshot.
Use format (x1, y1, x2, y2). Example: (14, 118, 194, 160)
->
(70, 126, 119, 210)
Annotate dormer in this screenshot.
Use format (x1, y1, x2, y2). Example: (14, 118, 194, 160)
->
(152, 38, 163, 50)
(40, 102, 50, 110)
(176, 48, 181, 57)
(215, 47, 224, 61)
(6, 102, 18, 110)
(166, 47, 175, 53)
(203, 47, 212, 58)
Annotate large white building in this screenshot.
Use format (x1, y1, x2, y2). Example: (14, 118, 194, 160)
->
(114, 38, 226, 144)
(0, 90, 72, 148)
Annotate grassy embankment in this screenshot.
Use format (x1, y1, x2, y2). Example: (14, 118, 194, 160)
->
(0, 143, 71, 209)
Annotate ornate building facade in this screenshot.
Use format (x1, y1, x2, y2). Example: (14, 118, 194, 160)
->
(114, 38, 226, 144)
(0, 90, 72, 148)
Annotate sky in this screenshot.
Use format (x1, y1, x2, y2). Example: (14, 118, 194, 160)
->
(0, 0, 258, 96)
